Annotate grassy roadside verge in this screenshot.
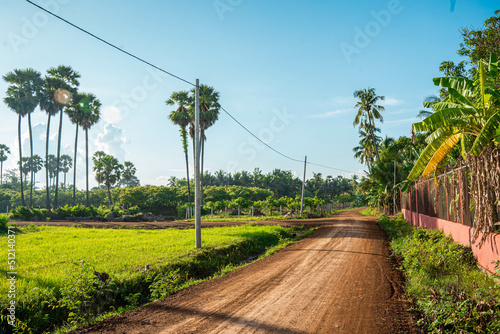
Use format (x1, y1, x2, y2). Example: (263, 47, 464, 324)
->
(0, 224, 313, 334)
(378, 214, 500, 333)
(359, 207, 382, 216)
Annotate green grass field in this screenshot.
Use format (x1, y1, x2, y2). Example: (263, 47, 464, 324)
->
(0, 224, 296, 294)
(0, 223, 306, 333)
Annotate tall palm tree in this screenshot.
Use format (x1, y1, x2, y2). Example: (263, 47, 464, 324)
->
(353, 87, 385, 163)
(0, 144, 10, 186)
(18, 157, 30, 185)
(166, 91, 192, 203)
(66, 93, 86, 204)
(92, 150, 106, 189)
(189, 85, 221, 195)
(30, 154, 44, 190)
(59, 154, 72, 189)
(39, 75, 66, 208)
(79, 94, 101, 206)
(47, 65, 80, 208)
(45, 154, 58, 188)
(353, 122, 381, 171)
(3, 68, 42, 207)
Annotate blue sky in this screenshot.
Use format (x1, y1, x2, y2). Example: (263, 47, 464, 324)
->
(0, 0, 498, 188)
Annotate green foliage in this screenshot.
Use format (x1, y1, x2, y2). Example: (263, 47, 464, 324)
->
(378, 215, 500, 333)
(0, 224, 304, 333)
(58, 261, 116, 325)
(0, 214, 8, 233)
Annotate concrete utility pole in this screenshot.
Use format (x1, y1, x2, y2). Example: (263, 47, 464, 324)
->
(300, 156, 307, 216)
(194, 79, 201, 248)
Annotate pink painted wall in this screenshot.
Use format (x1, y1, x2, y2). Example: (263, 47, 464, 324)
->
(402, 209, 499, 274)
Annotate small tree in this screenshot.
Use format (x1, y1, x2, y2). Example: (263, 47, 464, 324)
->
(93, 153, 123, 207)
(0, 144, 10, 185)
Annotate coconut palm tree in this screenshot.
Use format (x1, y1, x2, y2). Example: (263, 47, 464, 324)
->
(59, 155, 72, 189)
(353, 87, 385, 163)
(47, 65, 80, 208)
(166, 91, 192, 203)
(79, 94, 101, 206)
(3, 68, 42, 207)
(0, 144, 10, 186)
(39, 75, 66, 208)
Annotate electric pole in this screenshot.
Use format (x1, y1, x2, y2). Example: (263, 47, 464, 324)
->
(300, 156, 307, 216)
(194, 79, 201, 248)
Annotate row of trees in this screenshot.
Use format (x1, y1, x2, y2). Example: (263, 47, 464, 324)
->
(168, 168, 358, 204)
(2, 65, 101, 209)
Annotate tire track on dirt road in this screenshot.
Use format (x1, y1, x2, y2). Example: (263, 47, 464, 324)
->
(72, 210, 422, 334)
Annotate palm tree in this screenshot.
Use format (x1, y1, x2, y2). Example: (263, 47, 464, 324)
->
(18, 157, 30, 185)
(45, 154, 58, 188)
(47, 65, 80, 208)
(353, 122, 381, 172)
(3, 68, 42, 207)
(166, 91, 192, 203)
(79, 94, 101, 206)
(39, 75, 66, 209)
(353, 87, 385, 163)
(0, 144, 10, 186)
(93, 153, 122, 207)
(409, 52, 500, 243)
(92, 150, 106, 189)
(189, 85, 221, 196)
(66, 93, 83, 204)
(122, 161, 137, 187)
(29, 154, 44, 190)
(59, 155, 72, 189)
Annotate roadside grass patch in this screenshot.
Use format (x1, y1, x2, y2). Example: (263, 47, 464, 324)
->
(359, 207, 382, 216)
(378, 214, 500, 333)
(0, 224, 310, 333)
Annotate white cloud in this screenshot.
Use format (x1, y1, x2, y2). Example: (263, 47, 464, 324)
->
(101, 105, 123, 124)
(384, 117, 419, 126)
(384, 97, 404, 106)
(308, 108, 352, 118)
(389, 108, 414, 115)
(94, 123, 127, 161)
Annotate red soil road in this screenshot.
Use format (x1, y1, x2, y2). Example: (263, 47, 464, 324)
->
(71, 209, 422, 334)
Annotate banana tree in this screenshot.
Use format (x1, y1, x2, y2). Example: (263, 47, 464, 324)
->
(408, 52, 500, 244)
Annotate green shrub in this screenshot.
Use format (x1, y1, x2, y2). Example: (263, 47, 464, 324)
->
(0, 214, 8, 233)
(379, 215, 500, 333)
(127, 205, 141, 215)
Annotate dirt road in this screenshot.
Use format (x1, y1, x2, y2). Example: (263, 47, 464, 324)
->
(72, 210, 421, 333)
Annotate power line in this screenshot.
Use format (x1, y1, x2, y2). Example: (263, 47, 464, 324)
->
(307, 162, 361, 174)
(25, 0, 196, 87)
(25, 0, 362, 175)
(220, 107, 304, 163)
